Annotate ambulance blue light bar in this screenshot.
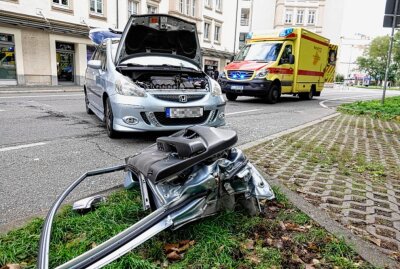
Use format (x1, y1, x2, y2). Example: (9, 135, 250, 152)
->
(279, 28, 294, 37)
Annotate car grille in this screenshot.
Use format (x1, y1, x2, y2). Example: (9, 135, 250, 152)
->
(152, 94, 206, 102)
(227, 70, 254, 80)
(154, 111, 211, 126)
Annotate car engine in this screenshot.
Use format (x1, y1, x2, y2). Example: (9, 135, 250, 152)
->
(121, 70, 209, 91)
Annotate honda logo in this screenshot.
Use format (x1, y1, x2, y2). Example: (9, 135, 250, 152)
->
(179, 95, 187, 103)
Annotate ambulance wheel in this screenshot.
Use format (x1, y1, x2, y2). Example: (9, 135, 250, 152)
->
(226, 92, 238, 101)
(299, 91, 313, 100)
(266, 84, 280, 104)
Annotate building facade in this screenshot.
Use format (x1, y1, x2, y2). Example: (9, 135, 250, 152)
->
(0, 0, 235, 86)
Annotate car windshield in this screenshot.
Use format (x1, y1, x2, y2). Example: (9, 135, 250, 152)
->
(234, 42, 283, 62)
(120, 56, 200, 71)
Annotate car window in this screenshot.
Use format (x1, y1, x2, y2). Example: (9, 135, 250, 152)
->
(280, 45, 292, 64)
(92, 48, 100, 60)
(99, 47, 107, 70)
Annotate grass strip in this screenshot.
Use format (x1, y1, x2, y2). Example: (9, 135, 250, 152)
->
(338, 96, 400, 121)
(0, 187, 378, 269)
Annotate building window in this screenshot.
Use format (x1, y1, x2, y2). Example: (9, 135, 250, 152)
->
(308, 10, 316, 24)
(204, 22, 210, 41)
(296, 9, 304, 24)
(284, 9, 293, 24)
(205, 0, 212, 8)
(128, 0, 139, 15)
(147, 4, 158, 14)
(179, 0, 196, 16)
(216, 0, 222, 12)
(214, 25, 221, 43)
(239, 32, 248, 48)
(241, 8, 250, 26)
(53, 0, 69, 7)
(90, 0, 103, 15)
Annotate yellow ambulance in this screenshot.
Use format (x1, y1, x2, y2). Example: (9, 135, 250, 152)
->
(219, 28, 338, 103)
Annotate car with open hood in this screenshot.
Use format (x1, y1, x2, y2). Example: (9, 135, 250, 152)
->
(84, 14, 226, 138)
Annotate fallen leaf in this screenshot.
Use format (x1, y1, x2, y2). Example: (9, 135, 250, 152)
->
(285, 222, 306, 232)
(179, 240, 190, 246)
(242, 239, 255, 250)
(91, 242, 97, 249)
(367, 236, 381, 247)
(167, 251, 182, 261)
(279, 221, 286, 231)
(177, 243, 190, 253)
(307, 242, 318, 251)
(291, 254, 305, 264)
(4, 265, 21, 269)
(274, 239, 283, 249)
(164, 243, 179, 253)
(312, 258, 320, 265)
(246, 254, 261, 264)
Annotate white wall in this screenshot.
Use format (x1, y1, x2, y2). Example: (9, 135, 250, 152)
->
(1, 0, 116, 28)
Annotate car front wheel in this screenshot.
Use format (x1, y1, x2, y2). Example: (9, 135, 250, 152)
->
(104, 98, 118, 138)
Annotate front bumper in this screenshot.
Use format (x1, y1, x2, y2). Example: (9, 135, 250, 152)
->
(109, 92, 226, 132)
(219, 78, 272, 96)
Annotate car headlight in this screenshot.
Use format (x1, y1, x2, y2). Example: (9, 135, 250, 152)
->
(255, 68, 269, 78)
(211, 79, 222, 96)
(115, 78, 147, 97)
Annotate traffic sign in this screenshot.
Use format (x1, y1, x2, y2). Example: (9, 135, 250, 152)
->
(384, 0, 400, 27)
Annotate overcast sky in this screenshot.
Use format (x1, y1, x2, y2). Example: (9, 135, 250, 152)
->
(341, 0, 392, 38)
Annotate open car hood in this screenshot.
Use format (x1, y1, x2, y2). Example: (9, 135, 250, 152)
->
(115, 14, 202, 68)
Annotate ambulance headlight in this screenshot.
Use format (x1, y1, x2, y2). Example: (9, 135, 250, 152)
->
(255, 68, 269, 78)
(220, 71, 227, 79)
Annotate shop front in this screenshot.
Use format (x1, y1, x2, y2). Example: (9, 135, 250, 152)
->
(0, 33, 17, 85)
(56, 41, 75, 84)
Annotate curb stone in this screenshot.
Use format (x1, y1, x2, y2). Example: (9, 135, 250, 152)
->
(0, 87, 83, 94)
(238, 114, 398, 268)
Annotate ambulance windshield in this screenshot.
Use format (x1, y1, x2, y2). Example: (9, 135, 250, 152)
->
(234, 42, 283, 62)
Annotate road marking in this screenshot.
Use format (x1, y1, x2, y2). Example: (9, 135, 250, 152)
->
(0, 94, 83, 99)
(225, 109, 264, 116)
(0, 109, 5, 112)
(0, 142, 47, 152)
(319, 94, 386, 109)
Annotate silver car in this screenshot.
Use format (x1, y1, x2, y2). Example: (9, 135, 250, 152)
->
(84, 14, 226, 138)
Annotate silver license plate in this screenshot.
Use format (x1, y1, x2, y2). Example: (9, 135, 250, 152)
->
(231, 85, 244, 90)
(166, 107, 203, 118)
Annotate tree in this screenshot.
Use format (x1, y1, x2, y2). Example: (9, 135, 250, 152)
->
(356, 33, 399, 84)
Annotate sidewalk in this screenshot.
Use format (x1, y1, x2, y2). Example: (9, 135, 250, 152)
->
(246, 114, 400, 261)
(0, 85, 83, 94)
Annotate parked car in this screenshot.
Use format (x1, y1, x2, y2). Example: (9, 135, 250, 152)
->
(84, 14, 226, 138)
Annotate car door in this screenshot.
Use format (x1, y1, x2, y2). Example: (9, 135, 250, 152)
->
(279, 42, 294, 94)
(86, 47, 100, 110)
(93, 45, 107, 112)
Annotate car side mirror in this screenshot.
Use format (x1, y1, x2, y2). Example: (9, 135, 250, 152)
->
(289, 54, 295, 64)
(88, 59, 102, 69)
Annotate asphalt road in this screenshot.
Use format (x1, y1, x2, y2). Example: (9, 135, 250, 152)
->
(1, 87, 399, 231)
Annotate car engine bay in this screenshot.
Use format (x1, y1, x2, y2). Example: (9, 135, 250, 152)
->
(120, 69, 210, 91)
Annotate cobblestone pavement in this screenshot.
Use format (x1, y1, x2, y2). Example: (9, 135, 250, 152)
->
(246, 114, 400, 258)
